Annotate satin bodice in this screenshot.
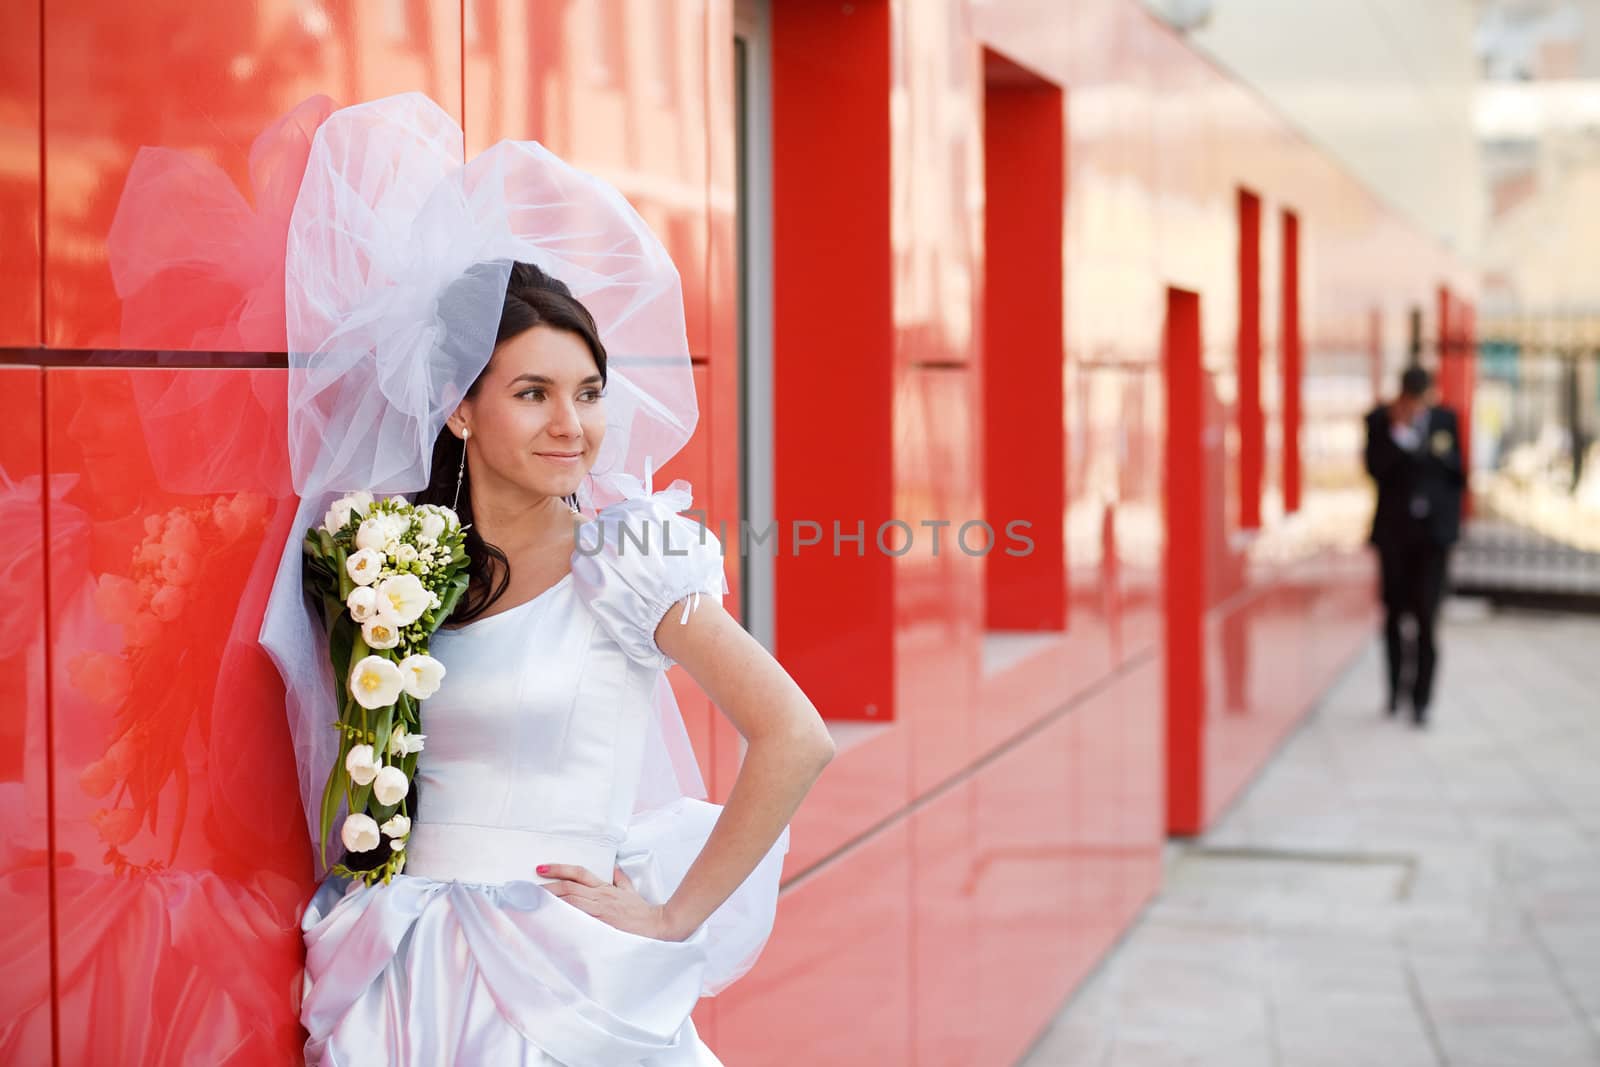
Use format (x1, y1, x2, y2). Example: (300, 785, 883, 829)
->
(412, 573, 659, 882)
(400, 490, 729, 887)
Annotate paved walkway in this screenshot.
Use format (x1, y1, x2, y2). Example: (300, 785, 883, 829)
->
(1023, 604, 1600, 1067)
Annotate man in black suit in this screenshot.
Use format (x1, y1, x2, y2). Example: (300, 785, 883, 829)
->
(1363, 366, 1465, 727)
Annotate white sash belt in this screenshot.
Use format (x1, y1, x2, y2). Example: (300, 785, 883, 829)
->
(403, 822, 617, 886)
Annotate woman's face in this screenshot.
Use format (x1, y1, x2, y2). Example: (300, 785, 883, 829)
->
(451, 325, 606, 502)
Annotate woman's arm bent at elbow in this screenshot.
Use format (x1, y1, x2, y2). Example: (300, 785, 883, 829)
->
(650, 595, 833, 940)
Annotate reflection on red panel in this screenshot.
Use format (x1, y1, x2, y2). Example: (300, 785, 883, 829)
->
(912, 784, 979, 1067)
(463, 0, 712, 355)
(0, 367, 52, 1064)
(975, 710, 1077, 1065)
(716, 824, 911, 1065)
(0, 1, 41, 345)
(44, 368, 312, 1064)
(44, 1, 461, 350)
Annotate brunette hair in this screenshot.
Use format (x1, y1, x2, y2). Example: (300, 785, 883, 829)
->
(413, 260, 608, 624)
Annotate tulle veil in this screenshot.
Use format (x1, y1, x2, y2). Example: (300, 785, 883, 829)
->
(255, 92, 712, 875)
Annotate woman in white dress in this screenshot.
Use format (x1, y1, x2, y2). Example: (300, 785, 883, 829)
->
(261, 94, 833, 1065)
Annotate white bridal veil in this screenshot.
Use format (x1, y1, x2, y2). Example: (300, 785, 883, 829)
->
(258, 92, 709, 873)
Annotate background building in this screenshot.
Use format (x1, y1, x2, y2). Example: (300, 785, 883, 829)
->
(0, 1, 1472, 1063)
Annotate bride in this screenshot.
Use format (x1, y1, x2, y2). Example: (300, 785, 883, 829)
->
(261, 94, 833, 1065)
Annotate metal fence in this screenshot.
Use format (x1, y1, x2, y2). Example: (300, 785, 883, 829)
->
(1451, 321, 1600, 610)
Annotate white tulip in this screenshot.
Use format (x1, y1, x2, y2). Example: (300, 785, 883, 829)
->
(375, 574, 430, 626)
(344, 743, 381, 786)
(388, 723, 428, 757)
(340, 812, 381, 852)
(355, 513, 408, 553)
(345, 548, 384, 587)
(417, 509, 447, 540)
(349, 656, 404, 710)
(397, 655, 446, 700)
(392, 543, 419, 565)
(423, 504, 461, 532)
(346, 586, 379, 622)
(362, 617, 401, 650)
(373, 765, 409, 806)
(324, 491, 374, 534)
(379, 814, 411, 839)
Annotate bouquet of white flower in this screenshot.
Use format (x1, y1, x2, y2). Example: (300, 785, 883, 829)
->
(302, 491, 470, 884)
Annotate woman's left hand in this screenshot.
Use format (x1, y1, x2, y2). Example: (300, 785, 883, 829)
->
(538, 864, 687, 941)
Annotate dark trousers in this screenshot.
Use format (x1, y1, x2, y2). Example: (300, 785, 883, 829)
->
(1377, 538, 1451, 719)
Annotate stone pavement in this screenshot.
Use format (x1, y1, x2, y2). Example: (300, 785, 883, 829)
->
(1022, 604, 1600, 1067)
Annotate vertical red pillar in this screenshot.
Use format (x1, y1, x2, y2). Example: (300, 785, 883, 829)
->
(1237, 190, 1263, 530)
(1164, 288, 1205, 835)
(983, 53, 1066, 630)
(771, 0, 894, 720)
(1280, 210, 1302, 514)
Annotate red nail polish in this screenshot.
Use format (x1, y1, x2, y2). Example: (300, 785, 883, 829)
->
(536, 864, 549, 874)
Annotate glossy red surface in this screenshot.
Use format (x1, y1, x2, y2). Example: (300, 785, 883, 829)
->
(43, 368, 311, 1064)
(714, 822, 912, 1064)
(463, 0, 712, 357)
(0, 0, 40, 344)
(0, 367, 52, 1064)
(42, 0, 461, 350)
(6, 0, 1472, 1062)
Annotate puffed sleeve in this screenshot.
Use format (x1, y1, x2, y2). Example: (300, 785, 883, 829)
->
(570, 488, 728, 670)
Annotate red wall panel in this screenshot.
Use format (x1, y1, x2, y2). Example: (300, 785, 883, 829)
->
(715, 824, 912, 1064)
(0, 366, 53, 1064)
(43, 368, 311, 1064)
(463, 0, 712, 357)
(43, 1, 462, 351)
(0, 0, 41, 345)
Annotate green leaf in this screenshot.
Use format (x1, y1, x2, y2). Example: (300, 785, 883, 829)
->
(372, 703, 395, 773)
(318, 754, 345, 869)
(335, 545, 352, 601)
(350, 778, 372, 815)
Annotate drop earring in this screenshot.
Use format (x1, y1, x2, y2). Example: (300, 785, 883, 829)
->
(451, 427, 469, 513)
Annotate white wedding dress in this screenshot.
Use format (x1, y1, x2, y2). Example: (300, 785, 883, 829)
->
(298, 493, 787, 1066)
